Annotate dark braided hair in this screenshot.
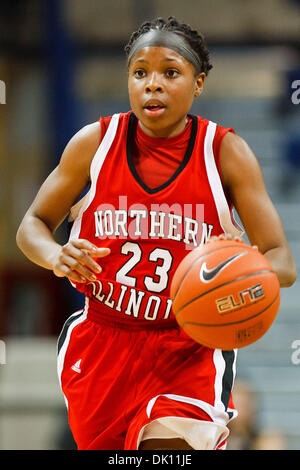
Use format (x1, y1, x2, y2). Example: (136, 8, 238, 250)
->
(125, 17, 213, 76)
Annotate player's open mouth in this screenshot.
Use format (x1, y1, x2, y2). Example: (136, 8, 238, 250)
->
(143, 101, 166, 116)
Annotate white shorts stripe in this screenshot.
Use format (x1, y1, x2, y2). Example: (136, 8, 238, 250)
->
(146, 393, 231, 427)
(213, 348, 238, 420)
(213, 349, 226, 413)
(56, 299, 89, 407)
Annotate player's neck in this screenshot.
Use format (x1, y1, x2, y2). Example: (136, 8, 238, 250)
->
(138, 116, 189, 139)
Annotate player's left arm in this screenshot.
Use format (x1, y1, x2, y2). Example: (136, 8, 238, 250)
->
(220, 131, 297, 288)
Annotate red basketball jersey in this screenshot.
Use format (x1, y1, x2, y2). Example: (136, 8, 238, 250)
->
(69, 111, 243, 327)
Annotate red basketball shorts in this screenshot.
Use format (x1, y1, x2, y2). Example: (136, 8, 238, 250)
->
(57, 302, 238, 450)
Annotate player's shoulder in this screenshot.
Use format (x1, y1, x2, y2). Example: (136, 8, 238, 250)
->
(220, 131, 258, 171)
(219, 130, 261, 189)
(69, 121, 102, 150)
(62, 120, 101, 162)
(63, 111, 130, 160)
(220, 131, 250, 154)
(57, 121, 102, 180)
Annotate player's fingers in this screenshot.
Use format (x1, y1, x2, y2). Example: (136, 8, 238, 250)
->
(69, 239, 111, 260)
(54, 264, 86, 283)
(223, 233, 235, 240)
(206, 235, 219, 243)
(207, 233, 244, 243)
(70, 238, 107, 255)
(62, 244, 102, 274)
(90, 247, 111, 258)
(225, 233, 244, 242)
(61, 254, 99, 281)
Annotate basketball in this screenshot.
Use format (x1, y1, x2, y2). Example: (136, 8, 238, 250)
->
(170, 238, 280, 350)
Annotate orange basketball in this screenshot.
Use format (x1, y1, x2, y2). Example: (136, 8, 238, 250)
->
(170, 239, 280, 350)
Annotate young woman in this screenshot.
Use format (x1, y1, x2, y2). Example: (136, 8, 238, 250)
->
(16, 17, 297, 450)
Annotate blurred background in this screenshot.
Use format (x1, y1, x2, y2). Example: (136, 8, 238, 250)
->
(0, 0, 300, 450)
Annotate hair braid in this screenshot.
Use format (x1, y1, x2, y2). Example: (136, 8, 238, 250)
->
(125, 16, 213, 75)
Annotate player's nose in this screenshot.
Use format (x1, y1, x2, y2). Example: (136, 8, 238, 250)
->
(145, 72, 163, 93)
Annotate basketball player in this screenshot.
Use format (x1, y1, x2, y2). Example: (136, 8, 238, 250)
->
(16, 17, 297, 450)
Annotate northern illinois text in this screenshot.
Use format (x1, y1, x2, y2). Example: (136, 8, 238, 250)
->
(94, 203, 213, 248)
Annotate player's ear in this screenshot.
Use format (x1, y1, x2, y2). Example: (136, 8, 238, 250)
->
(194, 72, 206, 97)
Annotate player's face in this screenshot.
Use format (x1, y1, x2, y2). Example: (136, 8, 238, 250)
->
(128, 46, 205, 138)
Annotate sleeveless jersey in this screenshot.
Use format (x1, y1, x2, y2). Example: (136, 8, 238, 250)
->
(69, 111, 243, 328)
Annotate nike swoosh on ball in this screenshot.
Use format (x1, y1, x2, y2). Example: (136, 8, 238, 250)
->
(199, 251, 247, 283)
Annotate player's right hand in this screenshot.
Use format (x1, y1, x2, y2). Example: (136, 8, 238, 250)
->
(51, 238, 110, 283)
(206, 233, 244, 243)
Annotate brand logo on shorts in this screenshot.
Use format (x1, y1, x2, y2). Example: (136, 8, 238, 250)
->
(199, 251, 247, 283)
(71, 359, 82, 373)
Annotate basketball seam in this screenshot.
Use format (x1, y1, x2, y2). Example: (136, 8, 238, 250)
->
(180, 289, 280, 328)
(174, 269, 276, 317)
(172, 243, 250, 300)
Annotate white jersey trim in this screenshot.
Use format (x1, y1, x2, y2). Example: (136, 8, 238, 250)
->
(204, 121, 244, 237)
(69, 113, 120, 241)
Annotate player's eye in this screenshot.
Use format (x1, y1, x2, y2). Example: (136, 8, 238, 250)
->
(166, 69, 180, 78)
(134, 69, 146, 78)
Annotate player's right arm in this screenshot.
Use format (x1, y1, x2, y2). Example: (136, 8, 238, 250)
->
(16, 121, 110, 284)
